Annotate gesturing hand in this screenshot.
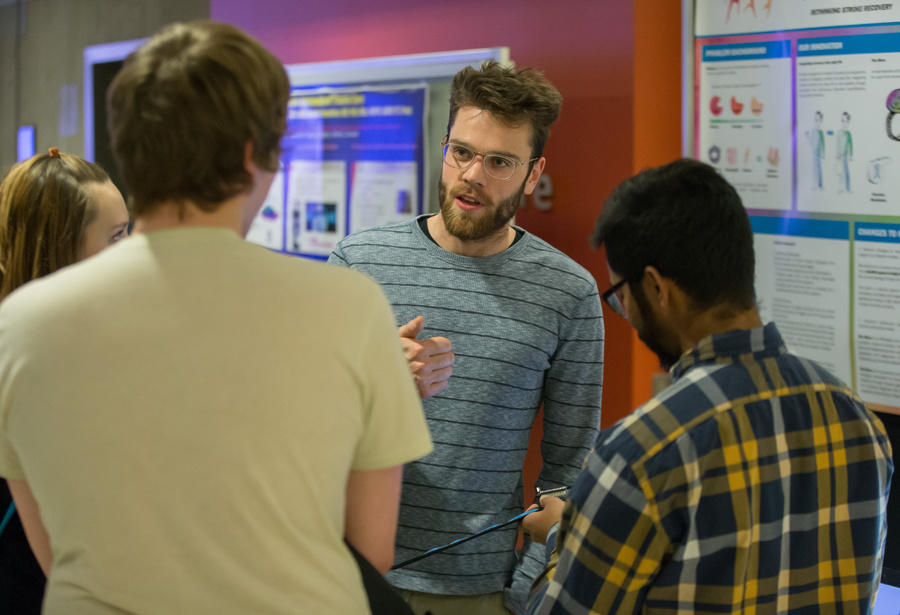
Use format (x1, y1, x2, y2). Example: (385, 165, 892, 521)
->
(397, 316, 454, 398)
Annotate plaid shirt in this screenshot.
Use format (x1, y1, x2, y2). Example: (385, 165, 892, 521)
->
(528, 323, 893, 614)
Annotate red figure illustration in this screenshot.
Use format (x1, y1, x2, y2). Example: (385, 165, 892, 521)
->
(726, 0, 741, 21)
(751, 97, 763, 115)
(727, 0, 771, 21)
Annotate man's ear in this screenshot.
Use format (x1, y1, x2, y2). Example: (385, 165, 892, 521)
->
(523, 157, 546, 195)
(643, 265, 693, 323)
(641, 265, 672, 309)
(243, 140, 257, 175)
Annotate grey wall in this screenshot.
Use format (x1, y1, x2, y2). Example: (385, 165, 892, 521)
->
(0, 0, 209, 173)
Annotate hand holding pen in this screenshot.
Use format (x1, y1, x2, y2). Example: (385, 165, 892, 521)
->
(522, 486, 569, 545)
(391, 485, 570, 569)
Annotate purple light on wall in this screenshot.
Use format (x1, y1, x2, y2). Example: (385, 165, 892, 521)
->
(17, 125, 35, 162)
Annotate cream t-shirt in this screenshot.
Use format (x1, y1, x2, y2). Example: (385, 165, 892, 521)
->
(0, 228, 431, 614)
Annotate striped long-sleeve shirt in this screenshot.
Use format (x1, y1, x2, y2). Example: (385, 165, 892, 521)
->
(528, 323, 893, 614)
(329, 216, 604, 611)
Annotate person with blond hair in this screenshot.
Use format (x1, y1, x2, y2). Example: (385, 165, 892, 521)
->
(0, 147, 128, 614)
(0, 148, 128, 301)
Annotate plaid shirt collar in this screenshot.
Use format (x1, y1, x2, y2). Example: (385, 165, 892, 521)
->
(670, 322, 787, 381)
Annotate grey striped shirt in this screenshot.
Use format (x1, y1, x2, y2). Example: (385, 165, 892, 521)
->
(329, 216, 603, 611)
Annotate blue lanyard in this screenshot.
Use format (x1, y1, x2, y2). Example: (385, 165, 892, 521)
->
(0, 501, 15, 538)
(391, 507, 540, 570)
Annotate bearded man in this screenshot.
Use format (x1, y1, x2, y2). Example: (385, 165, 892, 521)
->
(329, 61, 604, 615)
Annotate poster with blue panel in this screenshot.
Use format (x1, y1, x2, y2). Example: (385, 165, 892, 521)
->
(750, 216, 851, 383)
(694, 1, 900, 413)
(246, 171, 285, 251)
(853, 222, 900, 407)
(697, 41, 792, 210)
(275, 84, 427, 259)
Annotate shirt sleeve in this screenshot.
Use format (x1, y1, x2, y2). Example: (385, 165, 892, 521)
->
(327, 239, 349, 267)
(0, 432, 24, 480)
(507, 288, 605, 613)
(527, 524, 561, 614)
(0, 309, 25, 480)
(527, 449, 669, 615)
(540, 287, 604, 484)
(351, 279, 433, 471)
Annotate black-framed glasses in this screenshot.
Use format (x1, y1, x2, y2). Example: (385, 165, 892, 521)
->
(440, 138, 538, 181)
(601, 278, 629, 318)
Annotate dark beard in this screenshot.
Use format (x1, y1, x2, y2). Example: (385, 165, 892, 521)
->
(631, 285, 682, 370)
(438, 178, 525, 241)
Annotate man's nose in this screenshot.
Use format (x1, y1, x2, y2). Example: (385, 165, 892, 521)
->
(460, 154, 487, 184)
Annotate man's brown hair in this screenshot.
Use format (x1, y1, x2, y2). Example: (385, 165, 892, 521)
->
(448, 60, 562, 159)
(0, 151, 109, 302)
(107, 20, 290, 216)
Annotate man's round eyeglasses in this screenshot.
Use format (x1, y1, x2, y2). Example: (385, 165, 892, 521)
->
(601, 278, 629, 318)
(440, 139, 538, 181)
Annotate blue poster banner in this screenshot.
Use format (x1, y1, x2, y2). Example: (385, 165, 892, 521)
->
(286, 87, 425, 163)
(702, 40, 791, 62)
(751, 215, 850, 240)
(855, 221, 900, 244)
(275, 85, 427, 258)
(247, 83, 428, 259)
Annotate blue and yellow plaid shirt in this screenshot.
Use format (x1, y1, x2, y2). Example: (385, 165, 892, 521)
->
(528, 323, 893, 614)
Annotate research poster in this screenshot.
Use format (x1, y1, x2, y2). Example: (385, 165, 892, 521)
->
(695, 1, 900, 411)
(752, 217, 851, 383)
(246, 170, 285, 251)
(854, 222, 900, 408)
(286, 160, 347, 255)
(796, 33, 900, 215)
(698, 41, 792, 209)
(246, 84, 427, 259)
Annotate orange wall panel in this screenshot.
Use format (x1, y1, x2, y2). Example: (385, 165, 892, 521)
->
(629, 0, 683, 411)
